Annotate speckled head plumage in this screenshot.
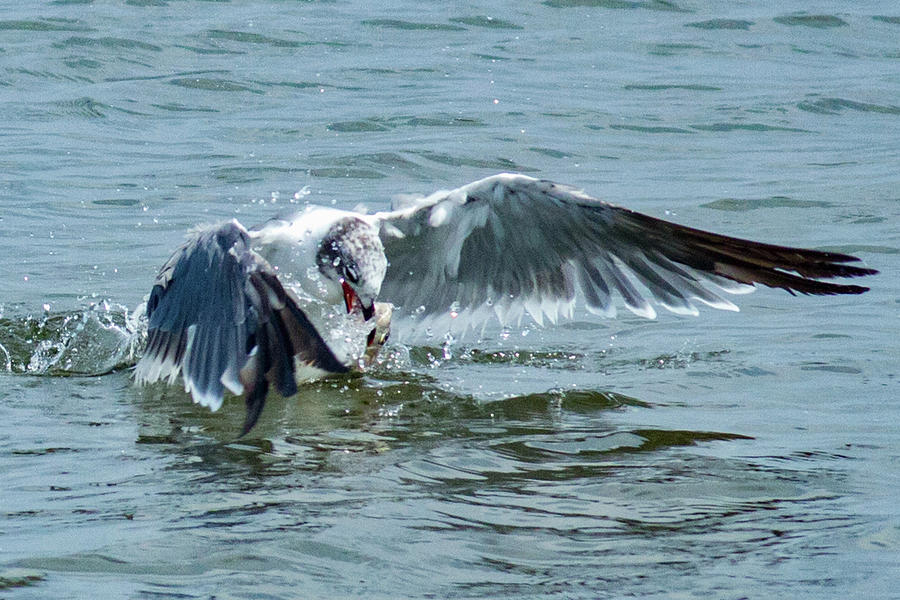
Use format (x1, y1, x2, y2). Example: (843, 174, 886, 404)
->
(315, 216, 387, 319)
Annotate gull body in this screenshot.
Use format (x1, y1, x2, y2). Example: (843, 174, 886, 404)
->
(134, 173, 877, 434)
(250, 205, 385, 313)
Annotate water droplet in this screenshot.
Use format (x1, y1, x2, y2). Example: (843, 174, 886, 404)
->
(293, 186, 311, 202)
(442, 332, 456, 360)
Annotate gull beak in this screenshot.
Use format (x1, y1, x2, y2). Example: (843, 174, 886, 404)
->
(341, 279, 375, 321)
(361, 302, 375, 321)
(341, 279, 355, 313)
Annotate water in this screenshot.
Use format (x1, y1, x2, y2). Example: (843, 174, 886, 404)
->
(1, 1, 899, 597)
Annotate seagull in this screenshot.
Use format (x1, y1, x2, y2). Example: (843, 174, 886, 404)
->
(134, 173, 877, 434)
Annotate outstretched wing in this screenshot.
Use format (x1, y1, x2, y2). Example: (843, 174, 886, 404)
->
(376, 173, 876, 330)
(134, 219, 348, 435)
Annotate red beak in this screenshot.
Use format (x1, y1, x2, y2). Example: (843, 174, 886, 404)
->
(341, 279, 356, 313)
(341, 279, 375, 321)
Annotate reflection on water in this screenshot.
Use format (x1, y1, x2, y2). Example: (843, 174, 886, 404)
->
(4, 363, 865, 599)
(0, 302, 852, 598)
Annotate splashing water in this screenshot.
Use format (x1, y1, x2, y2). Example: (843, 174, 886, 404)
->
(0, 302, 146, 376)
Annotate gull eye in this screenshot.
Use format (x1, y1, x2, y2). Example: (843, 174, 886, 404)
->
(343, 264, 360, 284)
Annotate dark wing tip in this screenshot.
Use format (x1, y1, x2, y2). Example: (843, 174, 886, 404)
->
(240, 376, 269, 437)
(235, 267, 349, 437)
(801, 282, 870, 296)
(616, 207, 879, 296)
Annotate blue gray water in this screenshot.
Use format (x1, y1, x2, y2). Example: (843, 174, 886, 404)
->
(1, 1, 899, 598)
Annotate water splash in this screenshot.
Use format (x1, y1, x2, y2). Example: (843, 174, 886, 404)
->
(1, 302, 146, 376)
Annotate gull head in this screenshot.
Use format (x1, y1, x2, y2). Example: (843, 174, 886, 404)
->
(315, 216, 387, 321)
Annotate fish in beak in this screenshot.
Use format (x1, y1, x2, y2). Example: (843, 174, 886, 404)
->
(362, 302, 392, 366)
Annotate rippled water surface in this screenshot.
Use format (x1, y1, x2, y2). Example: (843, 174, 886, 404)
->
(1, 1, 899, 598)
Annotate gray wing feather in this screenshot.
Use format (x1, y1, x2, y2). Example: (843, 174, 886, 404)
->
(134, 220, 347, 434)
(376, 173, 876, 330)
